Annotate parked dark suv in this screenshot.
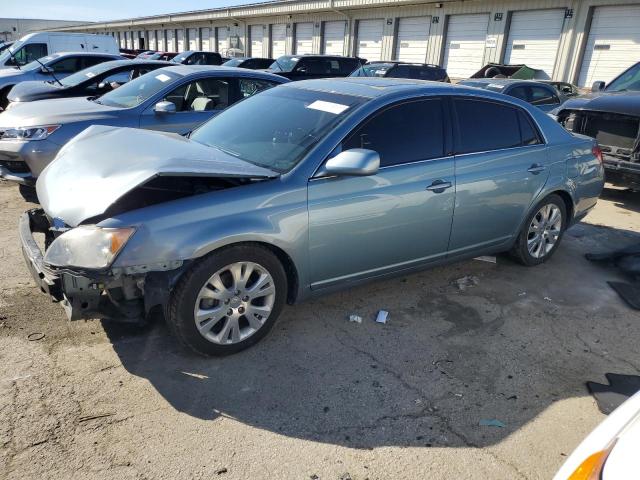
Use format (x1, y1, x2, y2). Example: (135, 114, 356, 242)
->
(223, 57, 274, 70)
(350, 61, 450, 82)
(266, 55, 365, 81)
(171, 51, 223, 66)
(554, 61, 640, 189)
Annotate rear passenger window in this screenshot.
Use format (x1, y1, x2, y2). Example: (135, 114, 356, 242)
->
(530, 86, 559, 106)
(518, 110, 542, 146)
(508, 86, 529, 102)
(342, 99, 445, 167)
(454, 99, 521, 154)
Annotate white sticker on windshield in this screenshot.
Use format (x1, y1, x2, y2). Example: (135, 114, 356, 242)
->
(85, 72, 95, 78)
(155, 73, 171, 82)
(306, 100, 349, 115)
(488, 83, 505, 89)
(375, 70, 387, 75)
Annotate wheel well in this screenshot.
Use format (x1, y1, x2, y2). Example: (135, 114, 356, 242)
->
(550, 190, 574, 221)
(219, 241, 300, 304)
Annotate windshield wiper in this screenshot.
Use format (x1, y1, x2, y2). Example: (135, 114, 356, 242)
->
(32, 57, 63, 87)
(5, 47, 21, 70)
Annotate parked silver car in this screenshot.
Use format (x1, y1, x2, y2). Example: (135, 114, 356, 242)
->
(0, 52, 123, 109)
(0, 65, 288, 188)
(21, 79, 604, 355)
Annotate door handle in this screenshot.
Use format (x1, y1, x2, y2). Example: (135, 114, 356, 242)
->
(527, 164, 546, 174)
(426, 180, 452, 192)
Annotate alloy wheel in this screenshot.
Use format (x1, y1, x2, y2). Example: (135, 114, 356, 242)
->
(193, 261, 276, 345)
(527, 204, 563, 259)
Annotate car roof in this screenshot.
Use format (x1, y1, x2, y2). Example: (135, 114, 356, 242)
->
(46, 51, 122, 58)
(285, 77, 489, 99)
(155, 64, 288, 81)
(368, 61, 443, 68)
(277, 54, 359, 59)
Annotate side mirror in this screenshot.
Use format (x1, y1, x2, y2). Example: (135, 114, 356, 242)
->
(40, 66, 53, 74)
(324, 149, 380, 177)
(591, 81, 605, 92)
(154, 101, 176, 114)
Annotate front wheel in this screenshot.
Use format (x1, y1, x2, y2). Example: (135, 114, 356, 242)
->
(167, 245, 287, 356)
(511, 194, 567, 266)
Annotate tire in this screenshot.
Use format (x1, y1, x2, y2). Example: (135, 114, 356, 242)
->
(167, 245, 287, 356)
(19, 184, 39, 204)
(0, 87, 12, 111)
(511, 194, 567, 266)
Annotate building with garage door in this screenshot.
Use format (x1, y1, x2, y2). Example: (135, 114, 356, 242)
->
(49, 0, 640, 87)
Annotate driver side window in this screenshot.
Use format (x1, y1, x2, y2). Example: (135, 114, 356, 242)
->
(50, 57, 79, 73)
(162, 78, 231, 112)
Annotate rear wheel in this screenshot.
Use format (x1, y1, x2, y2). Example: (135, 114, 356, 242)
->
(512, 194, 567, 266)
(167, 245, 287, 356)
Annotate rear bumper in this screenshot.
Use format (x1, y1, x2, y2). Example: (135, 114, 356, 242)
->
(604, 156, 640, 189)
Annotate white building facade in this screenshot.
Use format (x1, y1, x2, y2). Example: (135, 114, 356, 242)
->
(50, 0, 640, 86)
(0, 18, 87, 43)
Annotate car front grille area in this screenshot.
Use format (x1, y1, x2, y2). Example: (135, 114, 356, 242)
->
(0, 160, 30, 173)
(560, 110, 640, 162)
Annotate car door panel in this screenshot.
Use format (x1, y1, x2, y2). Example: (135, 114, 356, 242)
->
(448, 98, 550, 254)
(308, 158, 455, 288)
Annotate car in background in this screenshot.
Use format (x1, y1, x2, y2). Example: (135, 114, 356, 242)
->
(350, 61, 449, 82)
(554, 391, 640, 480)
(0, 52, 123, 109)
(223, 57, 274, 70)
(542, 80, 580, 98)
(20, 79, 603, 356)
(6, 59, 171, 107)
(0, 65, 288, 189)
(171, 51, 222, 66)
(458, 78, 566, 112)
(147, 51, 178, 61)
(266, 55, 365, 81)
(135, 50, 156, 58)
(553, 61, 640, 189)
(0, 32, 119, 69)
(0, 41, 13, 54)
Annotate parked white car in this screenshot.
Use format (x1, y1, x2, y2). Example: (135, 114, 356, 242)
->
(0, 32, 119, 69)
(554, 392, 640, 479)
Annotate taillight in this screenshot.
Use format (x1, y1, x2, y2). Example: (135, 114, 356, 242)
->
(592, 145, 603, 165)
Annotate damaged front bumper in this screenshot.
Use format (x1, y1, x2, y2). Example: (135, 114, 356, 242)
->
(19, 209, 186, 323)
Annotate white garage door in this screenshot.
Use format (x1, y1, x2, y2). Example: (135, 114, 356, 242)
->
(188, 28, 198, 50)
(167, 30, 175, 52)
(271, 24, 286, 58)
(578, 5, 640, 87)
(295, 23, 314, 54)
(323, 21, 346, 55)
(357, 19, 384, 61)
(395, 16, 431, 63)
(216, 27, 228, 54)
(504, 9, 565, 79)
(443, 14, 489, 79)
(149, 30, 156, 50)
(250, 25, 264, 56)
(201, 28, 211, 51)
(177, 30, 185, 52)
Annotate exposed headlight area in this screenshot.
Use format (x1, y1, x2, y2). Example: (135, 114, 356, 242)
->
(44, 225, 135, 269)
(0, 124, 61, 141)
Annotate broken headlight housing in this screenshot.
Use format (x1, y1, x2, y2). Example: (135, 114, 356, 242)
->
(0, 125, 60, 141)
(44, 226, 135, 269)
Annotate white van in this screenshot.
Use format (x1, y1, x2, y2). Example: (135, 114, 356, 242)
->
(0, 32, 119, 69)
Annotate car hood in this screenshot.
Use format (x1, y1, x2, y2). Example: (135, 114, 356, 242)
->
(0, 68, 25, 85)
(558, 90, 640, 117)
(0, 96, 116, 127)
(7, 80, 63, 102)
(37, 125, 278, 227)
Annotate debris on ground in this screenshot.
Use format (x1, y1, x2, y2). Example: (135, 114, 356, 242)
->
(348, 314, 362, 324)
(474, 255, 497, 264)
(27, 332, 45, 341)
(455, 275, 479, 291)
(479, 419, 506, 428)
(375, 310, 389, 324)
(544, 297, 552, 302)
(215, 467, 228, 475)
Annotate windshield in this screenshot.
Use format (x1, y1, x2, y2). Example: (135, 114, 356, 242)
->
(268, 56, 299, 72)
(350, 64, 393, 77)
(59, 61, 121, 87)
(606, 63, 640, 92)
(171, 51, 191, 63)
(96, 69, 180, 108)
(190, 87, 365, 173)
(223, 58, 244, 67)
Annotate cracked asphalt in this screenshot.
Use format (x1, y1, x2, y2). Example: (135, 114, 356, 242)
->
(1, 180, 640, 480)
